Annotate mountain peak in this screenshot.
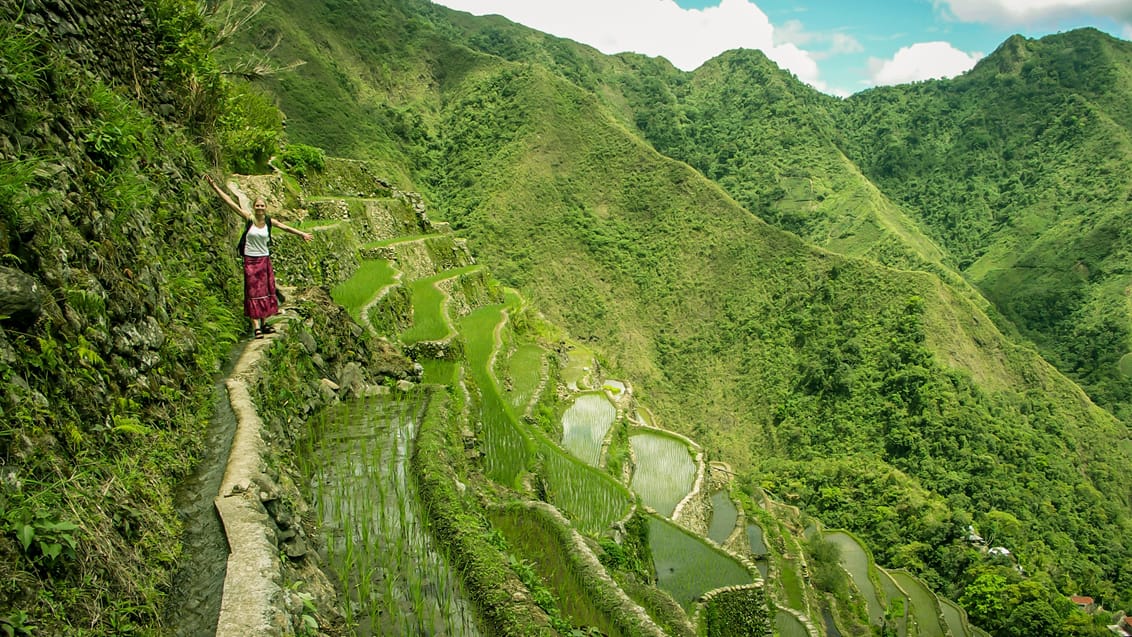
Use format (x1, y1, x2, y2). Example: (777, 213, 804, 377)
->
(966, 25, 1130, 90)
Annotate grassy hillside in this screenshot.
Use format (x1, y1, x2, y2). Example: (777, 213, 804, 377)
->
(229, 0, 1132, 630)
(836, 29, 1132, 424)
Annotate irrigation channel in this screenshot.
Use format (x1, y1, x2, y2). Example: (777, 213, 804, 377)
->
(167, 343, 246, 637)
(298, 390, 481, 636)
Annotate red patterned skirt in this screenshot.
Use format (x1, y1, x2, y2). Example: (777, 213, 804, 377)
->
(243, 255, 279, 319)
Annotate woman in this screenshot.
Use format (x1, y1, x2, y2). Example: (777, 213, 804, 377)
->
(205, 174, 313, 338)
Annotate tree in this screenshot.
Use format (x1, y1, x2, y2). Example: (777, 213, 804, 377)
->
(959, 572, 1010, 633)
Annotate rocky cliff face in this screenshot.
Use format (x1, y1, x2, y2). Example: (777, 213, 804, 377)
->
(8, 0, 158, 89)
(0, 2, 262, 631)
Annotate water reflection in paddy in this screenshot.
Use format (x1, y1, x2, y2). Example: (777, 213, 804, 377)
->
(561, 393, 616, 466)
(707, 492, 737, 544)
(747, 523, 767, 554)
(629, 432, 695, 517)
(826, 531, 884, 627)
(649, 515, 752, 611)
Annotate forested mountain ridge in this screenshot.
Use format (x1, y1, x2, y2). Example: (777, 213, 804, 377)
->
(226, 0, 1132, 629)
(836, 28, 1132, 426)
(442, 12, 965, 282)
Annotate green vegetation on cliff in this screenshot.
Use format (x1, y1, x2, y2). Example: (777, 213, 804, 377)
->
(0, 0, 325, 632)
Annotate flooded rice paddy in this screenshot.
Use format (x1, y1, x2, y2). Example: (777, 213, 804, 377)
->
(879, 569, 910, 636)
(776, 608, 811, 637)
(707, 492, 737, 545)
(504, 343, 543, 411)
(648, 515, 752, 610)
(560, 392, 617, 467)
(629, 432, 695, 516)
(299, 393, 480, 636)
(825, 531, 884, 626)
(890, 570, 947, 637)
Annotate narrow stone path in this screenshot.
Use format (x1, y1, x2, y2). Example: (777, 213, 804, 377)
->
(212, 322, 292, 637)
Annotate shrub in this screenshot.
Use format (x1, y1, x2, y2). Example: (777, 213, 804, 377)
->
(279, 143, 326, 177)
(217, 80, 283, 173)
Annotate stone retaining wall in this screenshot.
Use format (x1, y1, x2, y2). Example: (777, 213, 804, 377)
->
(7, 0, 159, 98)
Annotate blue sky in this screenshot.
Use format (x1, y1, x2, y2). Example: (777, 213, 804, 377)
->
(431, 0, 1132, 96)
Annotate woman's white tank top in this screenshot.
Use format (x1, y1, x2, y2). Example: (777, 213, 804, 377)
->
(244, 222, 270, 257)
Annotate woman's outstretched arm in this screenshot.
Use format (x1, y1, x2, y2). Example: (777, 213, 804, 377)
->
(271, 219, 314, 242)
(204, 174, 253, 221)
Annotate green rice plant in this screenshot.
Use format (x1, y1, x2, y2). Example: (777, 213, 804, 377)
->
(402, 266, 485, 344)
(296, 394, 480, 636)
(401, 276, 453, 344)
(629, 432, 695, 517)
(419, 359, 458, 385)
(461, 304, 631, 528)
(778, 557, 807, 612)
(538, 443, 630, 535)
(504, 343, 544, 411)
(490, 505, 620, 636)
(331, 259, 397, 320)
(559, 392, 617, 467)
(648, 515, 752, 611)
(460, 305, 532, 485)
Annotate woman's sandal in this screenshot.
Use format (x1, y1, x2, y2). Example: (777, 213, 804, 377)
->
(260, 324, 276, 334)
(254, 328, 264, 339)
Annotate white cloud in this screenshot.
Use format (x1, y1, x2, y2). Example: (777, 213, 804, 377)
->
(432, 0, 825, 85)
(936, 0, 1132, 26)
(776, 19, 864, 57)
(830, 32, 866, 55)
(868, 41, 983, 86)
(775, 19, 816, 46)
